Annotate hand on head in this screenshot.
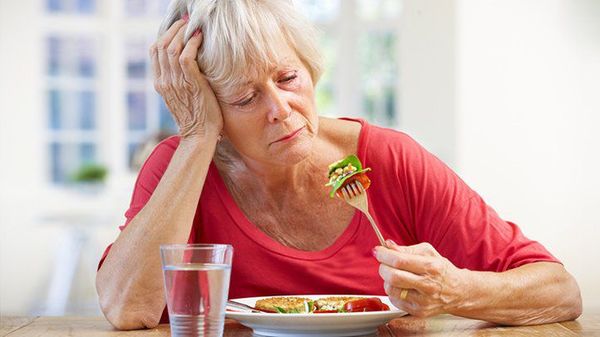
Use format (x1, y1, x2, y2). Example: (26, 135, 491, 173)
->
(150, 13, 223, 140)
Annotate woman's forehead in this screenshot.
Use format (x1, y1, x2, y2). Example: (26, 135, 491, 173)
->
(220, 54, 301, 93)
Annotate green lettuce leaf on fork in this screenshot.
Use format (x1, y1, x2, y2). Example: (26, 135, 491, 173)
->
(325, 154, 371, 198)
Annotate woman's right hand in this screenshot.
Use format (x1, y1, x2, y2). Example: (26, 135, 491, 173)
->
(150, 18, 223, 140)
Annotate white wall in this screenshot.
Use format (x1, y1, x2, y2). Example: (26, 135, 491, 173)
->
(401, 0, 600, 307)
(456, 0, 600, 307)
(399, 0, 457, 168)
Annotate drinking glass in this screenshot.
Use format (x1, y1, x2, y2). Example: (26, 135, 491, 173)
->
(160, 244, 233, 337)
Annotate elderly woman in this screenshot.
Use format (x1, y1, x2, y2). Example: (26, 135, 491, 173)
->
(96, 0, 581, 330)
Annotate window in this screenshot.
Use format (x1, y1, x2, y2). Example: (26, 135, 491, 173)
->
(295, 0, 401, 126)
(41, 0, 402, 186)
(46, 36, 100, 184)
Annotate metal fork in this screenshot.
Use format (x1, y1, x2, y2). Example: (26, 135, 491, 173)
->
(226, 300, 267, 313)
(340, 181, 388, 247)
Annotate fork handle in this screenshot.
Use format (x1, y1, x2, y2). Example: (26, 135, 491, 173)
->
(362, 211, 388, 248)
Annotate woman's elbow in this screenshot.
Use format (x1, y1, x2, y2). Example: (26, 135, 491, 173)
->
(548, 266, 583, 323)
(99, 297, 162, 330)
(96, 273, 162, 330)
(563, 272, 583, 321)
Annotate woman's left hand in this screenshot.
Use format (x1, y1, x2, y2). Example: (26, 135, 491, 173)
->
(373, 241, 466, 317)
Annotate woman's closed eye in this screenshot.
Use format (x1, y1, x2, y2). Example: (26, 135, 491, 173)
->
(231, 71, 298, 107)
(235, 93, 256, 106)
(279, 72, 297, 84)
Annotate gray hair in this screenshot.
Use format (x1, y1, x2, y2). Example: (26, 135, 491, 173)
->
(158, 0, 323, 94)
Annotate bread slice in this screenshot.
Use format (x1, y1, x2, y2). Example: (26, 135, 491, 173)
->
(255, 296, 312, 313)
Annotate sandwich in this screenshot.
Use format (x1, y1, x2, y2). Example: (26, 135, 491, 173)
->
(255, 296, 313, 313)
(254, 296, 390, 314)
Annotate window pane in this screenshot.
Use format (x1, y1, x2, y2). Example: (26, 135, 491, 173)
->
(50, 142, 98, 183)
(357, 0, 402, 21)
(128, 142, 141, 169)
(158, 97, 177, 132)
(50, 142, 64, 183)
(46, 0, 64, 12)
(127, 91, 147, 130)
(48, 90, 96, 130)
(315, 34, 337, 116)
(384, 86, 395, 120)
(78, 91, 96, 130)
(47, 37, 64, 76)
(79, 142, 97, 164)
(126, 0, 149, 17)
(294, 0, 340, 22)
(49, 90, 62, 130)
(126, 40, 147, 79)
(76, 0, 96, 14)
(47, 36, 97, 78)
(360, 31, 398, 125)
(77, 38, 96, 78)
(46, 0, 97, 14)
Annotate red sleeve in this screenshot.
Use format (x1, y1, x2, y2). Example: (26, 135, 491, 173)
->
(398, 133, 560, 272)
(97, 136, 181, 270)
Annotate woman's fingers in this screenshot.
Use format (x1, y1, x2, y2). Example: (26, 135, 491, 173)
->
(378, 263, 440, 296)
(379, 264, 422, 290)
(375, 247, 432, 275)
(157, 19, 186, 82)
(167, 23, 188, 80)
(387, 241, 440, 257)
(180, 29, 204, 82)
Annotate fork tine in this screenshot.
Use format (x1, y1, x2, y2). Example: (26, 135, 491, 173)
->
(346, 184, 357, 198)
(356, 181, 364, 192)
(350, 182, 360, 196)
(342, 186, 350, 199)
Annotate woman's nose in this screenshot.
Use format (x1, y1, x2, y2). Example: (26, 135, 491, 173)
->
(266, 86, 291, 123)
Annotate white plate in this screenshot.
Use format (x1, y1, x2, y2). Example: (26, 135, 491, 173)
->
(226, 295, 407, 337)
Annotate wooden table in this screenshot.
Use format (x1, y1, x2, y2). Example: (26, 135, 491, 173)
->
(2, 310, 599, 336)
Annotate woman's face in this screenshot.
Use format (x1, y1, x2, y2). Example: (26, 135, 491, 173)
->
(217, 45, 319, 167)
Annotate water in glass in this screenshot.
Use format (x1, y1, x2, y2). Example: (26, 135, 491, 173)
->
(163, 262, 232, 337)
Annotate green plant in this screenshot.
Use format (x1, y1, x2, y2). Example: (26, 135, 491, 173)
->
(71, 163, 108, 183)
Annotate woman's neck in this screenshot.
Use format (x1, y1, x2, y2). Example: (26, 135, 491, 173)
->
(215, 138, 326, 197)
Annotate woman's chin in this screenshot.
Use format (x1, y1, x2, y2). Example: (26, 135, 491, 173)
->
(268, 136, 314, 165)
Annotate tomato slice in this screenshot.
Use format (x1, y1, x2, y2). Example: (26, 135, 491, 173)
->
(343, 298, 390, 312)
(335, 173, 372, 198)
(313, 310, 338, 313)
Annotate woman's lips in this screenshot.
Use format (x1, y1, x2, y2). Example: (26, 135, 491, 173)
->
(273, 126, 305, 144)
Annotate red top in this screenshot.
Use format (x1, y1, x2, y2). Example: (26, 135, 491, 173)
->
(99, 118, 559, 322)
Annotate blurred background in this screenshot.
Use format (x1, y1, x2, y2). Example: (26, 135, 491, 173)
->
(0, 0, 599, 316)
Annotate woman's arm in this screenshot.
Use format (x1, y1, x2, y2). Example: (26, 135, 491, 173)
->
(375, 241, 582, 325)
(96, 18, 223, 330)
(96, 137, 217, 330)
(454, 261, 581, 325)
